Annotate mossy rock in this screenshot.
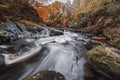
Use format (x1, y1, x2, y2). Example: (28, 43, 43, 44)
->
(23, 70, 66, 80)
(111, 38, 120, 49)
(104, 28, 120, 49)
(85, 46, 120, 79)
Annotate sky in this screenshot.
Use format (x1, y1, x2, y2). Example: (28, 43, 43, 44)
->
(42, 0, 74, 5)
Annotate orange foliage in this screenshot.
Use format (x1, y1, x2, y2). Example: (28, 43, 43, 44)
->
(37, 6, 48, 20)
(37, 1, 65, 23)
(63, 19, 68, 26)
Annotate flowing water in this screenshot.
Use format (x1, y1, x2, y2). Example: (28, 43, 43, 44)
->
(0, 20, 94, 80)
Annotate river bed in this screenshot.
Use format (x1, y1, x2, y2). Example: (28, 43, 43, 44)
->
(0, 20, 108, 80)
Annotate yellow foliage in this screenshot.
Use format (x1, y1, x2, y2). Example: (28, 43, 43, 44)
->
(76, 0, 113, 13)
(78, 0, 99, 13)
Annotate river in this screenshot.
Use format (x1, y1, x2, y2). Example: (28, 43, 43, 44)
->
(0, 20, 107, 80)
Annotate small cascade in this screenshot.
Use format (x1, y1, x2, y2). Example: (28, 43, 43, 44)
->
(0, 20, 92, 80)
(18, 32, 88, 80)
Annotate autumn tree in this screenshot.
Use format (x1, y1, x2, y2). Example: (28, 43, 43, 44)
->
(38, 6, 48, 20)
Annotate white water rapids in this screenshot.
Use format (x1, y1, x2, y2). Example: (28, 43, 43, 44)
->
(0, 29, 90, 80)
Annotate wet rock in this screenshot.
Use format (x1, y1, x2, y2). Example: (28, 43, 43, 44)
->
(23, 70, 66, 80)
(0, 45, 15, 53)
(26, 25, 42, 34)
(0, 39, 35, 55)
(13, 40, 35, 55)
(85, 46, 120, 79)
(84, 63, 96, 80)
(90, 36, 107, 43)
(4, 20, 22, 34)
(0, 20, 39, 44)
(49, 29, 63, 36)
(0, 31, 17, 45)
(0, 55, 5, 66)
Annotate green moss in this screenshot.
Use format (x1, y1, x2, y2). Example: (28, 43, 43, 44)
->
(85, 46, 120, 79)
(111, 38, 120, 49)
(85, 46, 107, 57)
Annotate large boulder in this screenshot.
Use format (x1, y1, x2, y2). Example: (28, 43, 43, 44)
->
(23, 70, 66, 80)
(85, 46, 120, 79)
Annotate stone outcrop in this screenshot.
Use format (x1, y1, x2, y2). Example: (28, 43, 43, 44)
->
(0, 20, 42, 44)
(85, 46, 120, 79)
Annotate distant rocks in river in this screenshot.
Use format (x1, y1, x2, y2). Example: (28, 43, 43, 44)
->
(0, 20, 64, 45)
